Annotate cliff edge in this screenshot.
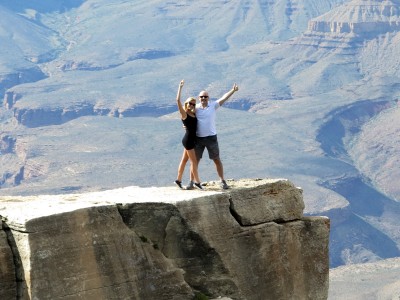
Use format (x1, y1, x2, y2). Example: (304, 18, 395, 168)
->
(0, 178, 329, 300)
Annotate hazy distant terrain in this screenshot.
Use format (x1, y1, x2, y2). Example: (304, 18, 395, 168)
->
(1, 0, 400, 274)
(329, 257, 400, 299)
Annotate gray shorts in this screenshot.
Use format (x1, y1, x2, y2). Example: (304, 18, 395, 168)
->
(195, 135, 220, 160)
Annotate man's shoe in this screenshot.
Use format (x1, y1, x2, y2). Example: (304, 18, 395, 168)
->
(194, 182, 203, 190)
(174, 180, 183, 189)
(221, 180, 229, 190)
(186, 181, 194, 190)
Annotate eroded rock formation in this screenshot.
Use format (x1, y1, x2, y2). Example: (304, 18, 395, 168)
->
(299, 0, 400, 49)
(0, 178, 329, 300)
(309, 0, 400, 36)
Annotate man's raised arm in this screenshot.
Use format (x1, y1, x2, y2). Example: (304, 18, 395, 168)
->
(217, 83, 239, 106)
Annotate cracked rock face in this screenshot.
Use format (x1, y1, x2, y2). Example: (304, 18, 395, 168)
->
(0, 178, 329, 300)
(0, 221, 17, 299)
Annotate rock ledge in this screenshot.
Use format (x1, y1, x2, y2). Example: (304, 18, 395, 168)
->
(0, 178, 329, 300)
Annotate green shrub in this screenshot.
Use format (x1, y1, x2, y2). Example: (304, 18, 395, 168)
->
(193, 292, 208, 300)
(139, 235, 148, 243)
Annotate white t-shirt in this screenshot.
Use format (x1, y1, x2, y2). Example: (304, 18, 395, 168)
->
(196, 101, 220, 137)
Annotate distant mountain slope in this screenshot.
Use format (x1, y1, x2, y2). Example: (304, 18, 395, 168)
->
(1, 0, 400, 269)
(348, 104, 400, 202)
(1, 0, 348, 117)
(329, 257, 400, 299)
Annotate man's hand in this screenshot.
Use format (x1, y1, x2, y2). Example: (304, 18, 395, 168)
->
(217, 83, 239, 106)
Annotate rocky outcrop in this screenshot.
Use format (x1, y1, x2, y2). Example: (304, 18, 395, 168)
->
(298, 0, 400, 49)
(308, 0, 400, 36)
(10, 103, 176, 128)
(1, 68, 46, 103)
(0, 179, 330, 300)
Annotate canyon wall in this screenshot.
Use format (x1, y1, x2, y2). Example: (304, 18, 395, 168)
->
(0, 179, 329, 300)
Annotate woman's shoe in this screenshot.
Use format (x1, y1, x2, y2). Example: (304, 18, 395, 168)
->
(221, 180, 229, 190)
(174, 180, 183, 189)
(194, 182, 203, 190)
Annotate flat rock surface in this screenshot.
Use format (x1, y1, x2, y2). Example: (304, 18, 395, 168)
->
(0, 178, 286, 225)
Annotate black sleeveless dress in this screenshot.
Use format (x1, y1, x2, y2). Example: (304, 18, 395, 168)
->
(181, 114, 197, 150)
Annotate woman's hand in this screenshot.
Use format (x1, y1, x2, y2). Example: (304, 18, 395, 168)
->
(232, 83, 239, 92)
(176, 80, 187, 118)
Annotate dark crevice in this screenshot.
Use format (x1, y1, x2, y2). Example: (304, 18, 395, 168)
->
(228, 197, 244, 226)
(2, 222, 26, 299)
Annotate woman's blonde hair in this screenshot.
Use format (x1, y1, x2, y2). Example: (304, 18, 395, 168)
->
(184, 97, 196, 110)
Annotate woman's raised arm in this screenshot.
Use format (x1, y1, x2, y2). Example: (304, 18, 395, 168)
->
(176, 80, 187, 119)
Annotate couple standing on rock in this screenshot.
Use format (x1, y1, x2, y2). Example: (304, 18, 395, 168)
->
(174, 80, 239, 190)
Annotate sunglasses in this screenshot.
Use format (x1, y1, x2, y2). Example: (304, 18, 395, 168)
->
(200, 96, 209, 99)
(189, 102, 196, 106)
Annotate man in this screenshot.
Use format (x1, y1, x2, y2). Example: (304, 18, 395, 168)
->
(187, 83, 239, 189)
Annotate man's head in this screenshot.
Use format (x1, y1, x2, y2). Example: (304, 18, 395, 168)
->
(198, 91, 209, 107)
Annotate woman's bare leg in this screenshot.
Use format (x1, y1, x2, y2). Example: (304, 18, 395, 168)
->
(177, 150, 189, 182)
(187, 149, 201, 184)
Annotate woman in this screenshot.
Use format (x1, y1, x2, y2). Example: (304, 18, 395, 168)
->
(175, 80, 203, 190)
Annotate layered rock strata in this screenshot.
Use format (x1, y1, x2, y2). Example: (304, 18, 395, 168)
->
(0, 178, 330, 300)
(299, 0, 400, 48)
(309, 0, 400, 35)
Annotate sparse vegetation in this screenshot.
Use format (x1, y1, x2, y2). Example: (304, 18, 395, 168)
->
(139, 235, 148, 243)
(193, 292, 208, 300)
